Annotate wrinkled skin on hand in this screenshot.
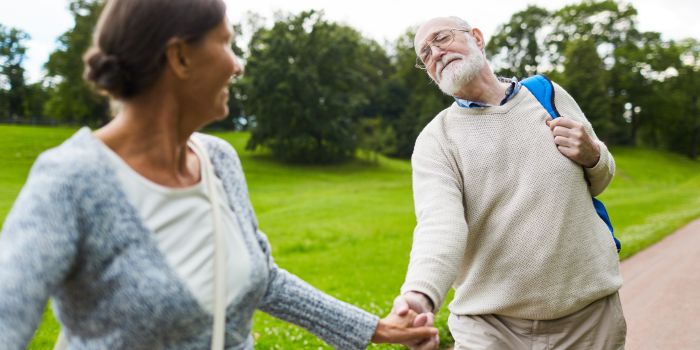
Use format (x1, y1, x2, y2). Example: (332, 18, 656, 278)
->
(372, 308, 438, 349)
(547, 116, 600, 168)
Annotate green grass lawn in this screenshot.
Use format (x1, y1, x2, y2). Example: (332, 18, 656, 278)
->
(1, 125, 699, 349)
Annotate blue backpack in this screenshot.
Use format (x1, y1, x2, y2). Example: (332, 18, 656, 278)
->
(521, 74, 621, 253)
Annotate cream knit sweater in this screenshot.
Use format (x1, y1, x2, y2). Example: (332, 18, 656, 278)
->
(401, 82, 622, 320)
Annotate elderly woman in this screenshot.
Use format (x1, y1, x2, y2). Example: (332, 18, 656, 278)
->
(0, 0, 437, 349)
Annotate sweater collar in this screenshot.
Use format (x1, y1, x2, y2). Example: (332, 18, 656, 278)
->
(454, 77, 521, 108)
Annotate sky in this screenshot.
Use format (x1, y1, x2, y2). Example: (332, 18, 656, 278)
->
(0, 0, 698, 83)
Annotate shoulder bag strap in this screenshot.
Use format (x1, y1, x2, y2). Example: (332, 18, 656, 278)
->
(191, 137, 228, 350)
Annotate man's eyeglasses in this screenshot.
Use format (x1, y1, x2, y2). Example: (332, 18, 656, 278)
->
(415, 28, 471, 70)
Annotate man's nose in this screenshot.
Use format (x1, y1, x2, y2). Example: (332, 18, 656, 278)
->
(431, 45, 448, 62)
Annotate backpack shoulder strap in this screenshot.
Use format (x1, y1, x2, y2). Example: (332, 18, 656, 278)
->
(521, 74, 561, 119)
(522, 75, 621, 252)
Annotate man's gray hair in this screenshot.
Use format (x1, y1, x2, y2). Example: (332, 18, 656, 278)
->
(448, 16, 472, 31)
(447, 16, 482, 52)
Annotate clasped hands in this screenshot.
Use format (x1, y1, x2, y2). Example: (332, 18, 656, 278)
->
(372, 291, 439, 349)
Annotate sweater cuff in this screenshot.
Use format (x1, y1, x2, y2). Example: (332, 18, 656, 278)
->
(344, 308, 380, 350)
(400, 280, 444, 314)
(585, 141, 610, 178)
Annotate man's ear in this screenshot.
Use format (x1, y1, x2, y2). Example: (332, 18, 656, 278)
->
(165, 38, 190, 79)
(471, 28, 485, 51)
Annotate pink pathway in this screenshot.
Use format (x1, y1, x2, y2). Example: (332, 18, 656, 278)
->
(619, 218, 700, 350)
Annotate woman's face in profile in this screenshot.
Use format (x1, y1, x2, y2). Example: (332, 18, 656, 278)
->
(182, 20, 242, 125)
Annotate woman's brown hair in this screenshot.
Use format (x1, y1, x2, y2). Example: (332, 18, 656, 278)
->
(84, 0, 227, 99)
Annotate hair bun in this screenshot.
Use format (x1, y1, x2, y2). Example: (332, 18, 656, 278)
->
(84, 49, 128, 97)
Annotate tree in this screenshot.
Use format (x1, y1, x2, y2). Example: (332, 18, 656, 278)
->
(0, 24, 30, 119)
(609, 31, 674, 146)
(653, 39, 700, 158)
(381, 29, 453, 158)
(678, 39, 700, 159)
(244, 11, 387, 163)
(23, 82, 51, 122)
(355, 117, 397, 162)
(548, 0, 641, 145)
(486, 6, 551, 78)
(547, 0, 639, 67)
(208, 22, 250, 131)
(207, 13, 277, 131)
(558, 38, 613, 141)
(44, 0, 109, 126)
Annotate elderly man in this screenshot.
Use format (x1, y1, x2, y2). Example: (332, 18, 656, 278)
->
(391, 16, 626, 350)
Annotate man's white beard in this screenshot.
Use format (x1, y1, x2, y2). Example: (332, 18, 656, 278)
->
(436, 52, 485, 96)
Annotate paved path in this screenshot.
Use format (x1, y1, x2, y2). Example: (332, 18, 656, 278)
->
(619, 218, 700, 350)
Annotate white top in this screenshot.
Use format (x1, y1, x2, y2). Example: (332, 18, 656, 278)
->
(401, 82, 622, 320)
(99, 139, 252, 314)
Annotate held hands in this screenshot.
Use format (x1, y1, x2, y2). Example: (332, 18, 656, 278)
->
(382, 292, 440, 350)
(372, 309, 438, 348)
(546, 117, 600, 168)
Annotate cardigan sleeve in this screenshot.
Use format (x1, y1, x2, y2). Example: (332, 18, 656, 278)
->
(0, 153, 81, 349)
(255, 229, 379, 350)
(202, 134, 379, 349)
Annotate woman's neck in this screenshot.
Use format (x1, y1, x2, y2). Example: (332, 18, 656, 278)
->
(95, 93, 202, 188)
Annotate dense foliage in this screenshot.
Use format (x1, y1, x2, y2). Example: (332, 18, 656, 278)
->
(1, 0, 698, 160)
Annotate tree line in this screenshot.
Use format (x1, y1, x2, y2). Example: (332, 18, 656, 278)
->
(1, 0, 698, 162)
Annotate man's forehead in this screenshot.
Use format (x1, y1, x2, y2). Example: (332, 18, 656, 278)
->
(414, 18, 459, 47)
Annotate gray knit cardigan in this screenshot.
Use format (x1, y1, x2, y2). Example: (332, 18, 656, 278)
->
(0, 128, 379, 349)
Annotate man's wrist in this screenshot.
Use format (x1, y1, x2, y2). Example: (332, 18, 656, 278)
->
(585, 141, 601, 168)
(405, 291, 435, 312)
(585, 154, 600, 168)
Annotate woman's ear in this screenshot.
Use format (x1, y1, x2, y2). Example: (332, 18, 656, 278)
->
(165, 38, 190, 79)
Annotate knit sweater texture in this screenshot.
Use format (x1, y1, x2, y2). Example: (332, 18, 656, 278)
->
(0, 128, 379, 349)
(401, 82, 623, 320)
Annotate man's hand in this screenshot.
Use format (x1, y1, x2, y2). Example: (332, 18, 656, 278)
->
(389, 292, 439, 350)
(393, 291, 434, 316)
(547, 117, 600, 168)
(371, 309, 438, 348)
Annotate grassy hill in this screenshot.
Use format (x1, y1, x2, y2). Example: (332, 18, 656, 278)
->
(1, 125, 699, 349)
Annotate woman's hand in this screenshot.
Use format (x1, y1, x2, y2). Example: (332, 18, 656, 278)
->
(371, 309, 439, 349)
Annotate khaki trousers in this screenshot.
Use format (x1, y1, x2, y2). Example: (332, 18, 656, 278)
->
(448, 292, 626, 350)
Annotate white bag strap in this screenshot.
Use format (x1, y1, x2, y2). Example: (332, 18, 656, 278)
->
(53, 330, 67, 350)
(191, 137, 228, 350)
(53, 138, 227, 350)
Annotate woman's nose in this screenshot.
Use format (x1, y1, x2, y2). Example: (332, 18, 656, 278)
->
(232, 55, 244, 78)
